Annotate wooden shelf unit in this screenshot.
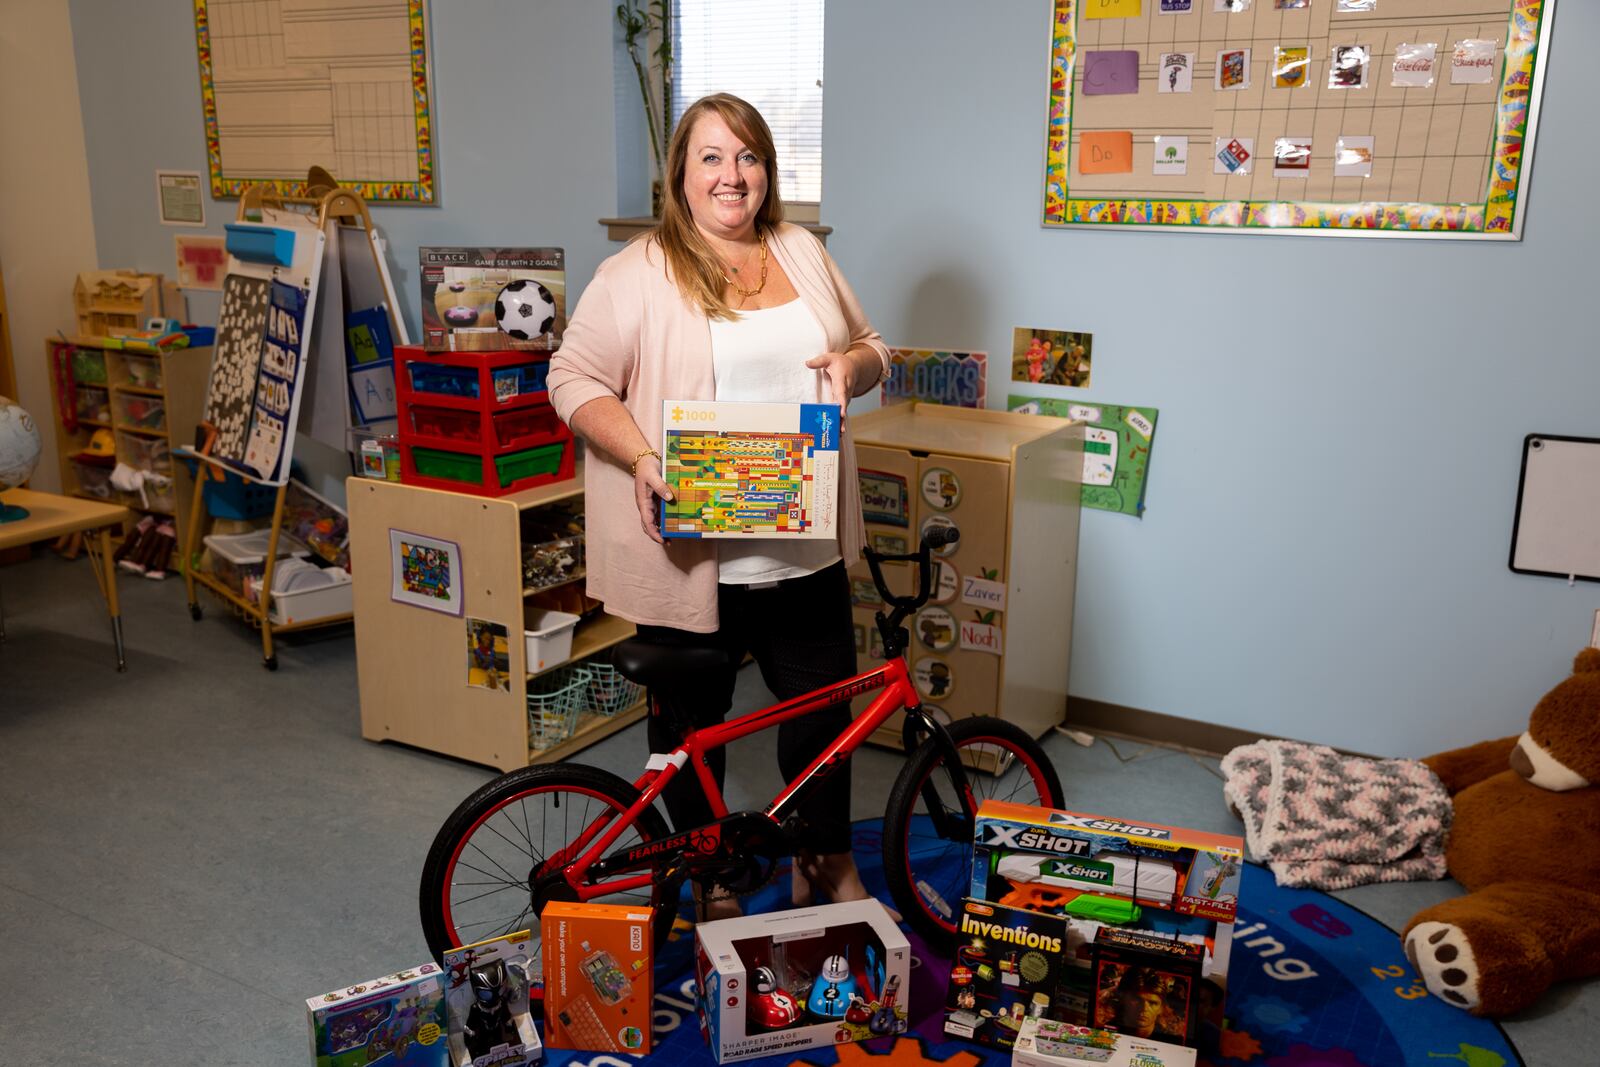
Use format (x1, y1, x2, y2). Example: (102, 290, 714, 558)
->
(349, 465, 638, 771)
(45, 337, 210, 549)
(846, 402, 1084, 753)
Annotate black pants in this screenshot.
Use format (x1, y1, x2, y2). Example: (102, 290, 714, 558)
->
(637, 561, 857, 855)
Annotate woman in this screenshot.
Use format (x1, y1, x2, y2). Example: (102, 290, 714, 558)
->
(547, 94, 890, 915)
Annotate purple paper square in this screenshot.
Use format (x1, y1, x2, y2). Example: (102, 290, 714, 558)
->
(1083, 50, 1140, 95)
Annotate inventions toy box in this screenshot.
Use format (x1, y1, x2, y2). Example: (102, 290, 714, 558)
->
(971, 800, 1243, 1000)
(442, 930, 542, 1067)
(540, 901, 654, 1055)
(694, 899, 908, 1064)
(307, 962, 448, 1067)
(943, 898, 1070, 1051)
(1013, 1018, 1197, 1067)
(660, 399, 841, 540)
(420, 247, 564, 352)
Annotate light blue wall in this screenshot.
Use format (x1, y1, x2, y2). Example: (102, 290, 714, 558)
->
(67, 1, 1596, 754)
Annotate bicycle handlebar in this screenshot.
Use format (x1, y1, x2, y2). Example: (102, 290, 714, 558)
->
(863, 526, 960, 618)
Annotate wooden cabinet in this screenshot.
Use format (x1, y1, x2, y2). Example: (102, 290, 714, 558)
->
(848, 402, 1083, 747)
(44, 337, 210, 547)
(348, 466, 644, 772)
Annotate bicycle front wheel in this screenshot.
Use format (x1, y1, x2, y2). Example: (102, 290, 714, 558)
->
(882, 716, 1064, 952)
(418, 763, 676, 1012)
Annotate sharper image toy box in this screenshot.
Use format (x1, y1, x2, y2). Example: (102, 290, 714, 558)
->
(306, 962, 449, 1067)
(659, 399, 841, 540)
(540, 901, 654, 1055)
(442, 930, 542, 1067)
(694, 899, 909, 1064)
(419, 247, 565, 352)
(970, 800, 1243, 1002)
(1012, 1017, 1197, 1067)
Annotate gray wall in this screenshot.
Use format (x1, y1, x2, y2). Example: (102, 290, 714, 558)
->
(68, 0, 1596, 755)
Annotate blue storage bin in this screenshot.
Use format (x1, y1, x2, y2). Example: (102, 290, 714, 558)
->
(408, 362, 480, 398)
(183, 326, 216, 347)
(489, 361, 549, 401)
(180, 457, 279, 519)
(224, 223, 296, 266)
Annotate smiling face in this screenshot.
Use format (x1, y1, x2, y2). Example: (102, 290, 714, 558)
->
(681, 111, 769, 244)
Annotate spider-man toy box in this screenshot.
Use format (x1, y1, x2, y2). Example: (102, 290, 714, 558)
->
(694, 899, 908, 1064)
(541, 901, 654, 1054)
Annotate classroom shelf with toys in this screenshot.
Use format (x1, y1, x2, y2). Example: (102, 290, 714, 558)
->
(44, 334, 211, 554)
(847, 402, 1084, 768)
(348, 464, 646, 772)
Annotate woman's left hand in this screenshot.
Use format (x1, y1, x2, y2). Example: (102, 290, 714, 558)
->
(805, 351, 860, 416)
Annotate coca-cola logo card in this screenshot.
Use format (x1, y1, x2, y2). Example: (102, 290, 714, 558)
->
(1392, 42, 1438, 88)
(1451, 39, 1497, 85)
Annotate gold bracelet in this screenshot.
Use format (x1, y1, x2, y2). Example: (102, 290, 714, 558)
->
(630, 447, 661, 476)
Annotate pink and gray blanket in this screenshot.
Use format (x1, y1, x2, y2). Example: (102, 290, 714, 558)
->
(1220, 740, 1452, 890)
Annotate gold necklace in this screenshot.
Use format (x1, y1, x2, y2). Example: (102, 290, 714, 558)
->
(722, 232, 768, 300)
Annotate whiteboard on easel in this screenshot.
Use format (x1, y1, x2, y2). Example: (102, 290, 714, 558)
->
(1509, 435, 1600, 584)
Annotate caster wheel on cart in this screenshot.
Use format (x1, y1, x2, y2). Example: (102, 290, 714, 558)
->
(263, 655, 279, 671)
(189, 603, 203, 621)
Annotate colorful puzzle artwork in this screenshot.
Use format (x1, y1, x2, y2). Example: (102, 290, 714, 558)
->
(660, 401, 841, 540)
(1042, 0, 1555, 237)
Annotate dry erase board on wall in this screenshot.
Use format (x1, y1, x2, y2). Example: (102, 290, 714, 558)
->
(1041, 0, 1554, 238)
(1510, 435, 1600, 583)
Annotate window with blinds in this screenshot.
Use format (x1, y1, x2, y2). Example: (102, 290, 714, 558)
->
(671, 0, 824, 204)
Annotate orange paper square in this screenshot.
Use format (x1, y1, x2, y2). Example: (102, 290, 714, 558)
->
(1079, 131, 1134, 174)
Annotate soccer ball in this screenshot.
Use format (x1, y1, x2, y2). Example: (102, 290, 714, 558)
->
(494, 280, 556, 342)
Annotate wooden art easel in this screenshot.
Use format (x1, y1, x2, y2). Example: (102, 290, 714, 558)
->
(181, 173, 406, 669)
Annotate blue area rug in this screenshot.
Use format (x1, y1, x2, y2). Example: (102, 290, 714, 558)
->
(542, 821, 1522, 1067)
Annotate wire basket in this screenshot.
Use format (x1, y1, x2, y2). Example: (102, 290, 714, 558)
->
(583, 662, 644, 717)
(527, 666, 590, 750)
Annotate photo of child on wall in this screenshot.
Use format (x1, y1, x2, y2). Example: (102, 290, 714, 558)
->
(466, 617, 511, 692)
(1011, 327, 1094, 388)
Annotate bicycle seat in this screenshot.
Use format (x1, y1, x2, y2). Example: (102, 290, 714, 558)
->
(611, 639, 730, 690)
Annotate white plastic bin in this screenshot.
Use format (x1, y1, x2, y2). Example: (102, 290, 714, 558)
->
(524, 608, 580, 673)
(267, 558, 353, 624)
(204, 529, 309, 603)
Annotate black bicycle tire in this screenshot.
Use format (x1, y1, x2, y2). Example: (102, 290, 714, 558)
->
(881, 716, 1065, 952)
(418, 763, 676, 977)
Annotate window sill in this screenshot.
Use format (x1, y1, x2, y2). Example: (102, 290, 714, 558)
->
(598, 217, 833, 246)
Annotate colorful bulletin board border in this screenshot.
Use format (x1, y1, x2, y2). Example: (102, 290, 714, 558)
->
(1041, 0, 1554, 239)
(194, 0, 436, 204)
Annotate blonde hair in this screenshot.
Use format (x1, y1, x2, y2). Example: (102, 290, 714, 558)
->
(650, 93, 784, 321)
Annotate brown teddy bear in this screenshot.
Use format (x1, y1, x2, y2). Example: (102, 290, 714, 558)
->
(1403, 647, 1600, 1016)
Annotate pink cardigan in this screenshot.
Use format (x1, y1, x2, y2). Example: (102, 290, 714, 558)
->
(548, 223, 891, 633)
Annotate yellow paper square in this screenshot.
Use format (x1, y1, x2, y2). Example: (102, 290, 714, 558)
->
(1083, 0, 1141, 18)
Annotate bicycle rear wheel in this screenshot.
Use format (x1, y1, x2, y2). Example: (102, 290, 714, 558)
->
(418, 763, 676, 1013)
(881, 716, 1064, 952)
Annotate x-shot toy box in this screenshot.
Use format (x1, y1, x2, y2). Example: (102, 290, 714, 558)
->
(541, 901, 654, 1055)
(971, 801, 1243, 1004)
(307, 962, 449, 1067)
(1013, 1018, 1197, 1067)
(694, 899, 909, 1064)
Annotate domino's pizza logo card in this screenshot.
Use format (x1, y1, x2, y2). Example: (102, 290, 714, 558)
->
(1215, 138, 1254, 175)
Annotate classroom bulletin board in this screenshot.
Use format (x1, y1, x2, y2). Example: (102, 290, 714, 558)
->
(1042, 0, 1554, 238)
(194, 0, 436, 204)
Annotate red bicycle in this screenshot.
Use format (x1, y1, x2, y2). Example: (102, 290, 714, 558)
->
(418, 527, 1064, 1003)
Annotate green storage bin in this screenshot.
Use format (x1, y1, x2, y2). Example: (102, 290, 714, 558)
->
(495, 441, 565, 487)
(412, 446, 484, 484)
(72, 348, 108, 384)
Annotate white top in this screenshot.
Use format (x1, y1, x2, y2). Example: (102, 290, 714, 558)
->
(710, 299, 842, 585)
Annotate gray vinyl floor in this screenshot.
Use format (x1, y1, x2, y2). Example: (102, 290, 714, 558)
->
(0, 550, 1591, 1065)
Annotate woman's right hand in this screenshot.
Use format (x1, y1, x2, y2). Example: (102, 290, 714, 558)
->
(634, 454, 674, 545)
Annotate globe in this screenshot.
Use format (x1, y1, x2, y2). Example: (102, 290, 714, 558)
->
(0, 395, 43, 523)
